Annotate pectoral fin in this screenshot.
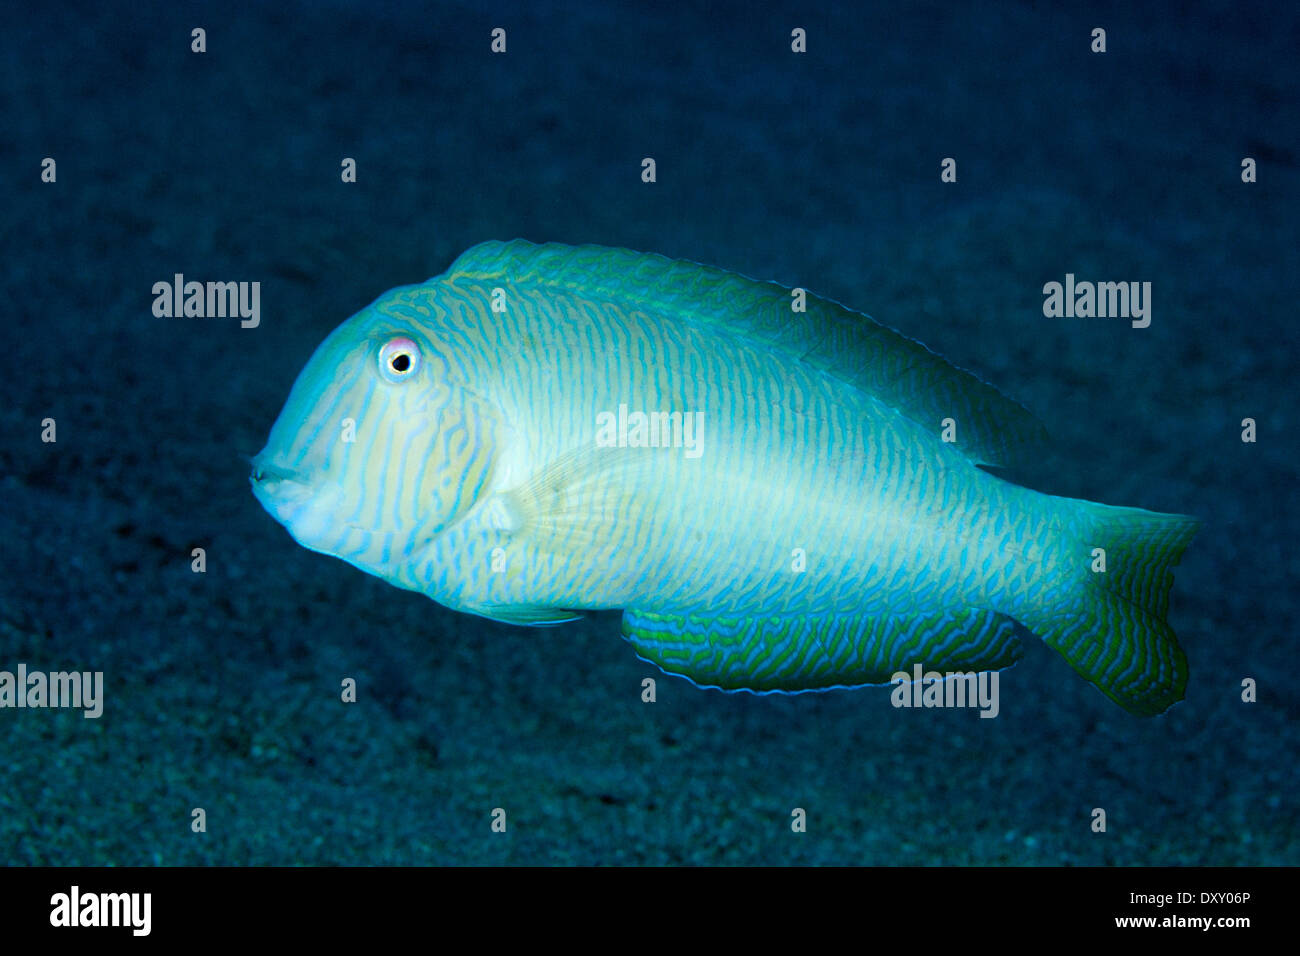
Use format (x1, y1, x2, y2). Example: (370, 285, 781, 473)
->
(499, 443, 659, 551)
(477, 604, 584, 626)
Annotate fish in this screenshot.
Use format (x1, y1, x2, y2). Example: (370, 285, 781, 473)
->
(251, 240, 1198, 715)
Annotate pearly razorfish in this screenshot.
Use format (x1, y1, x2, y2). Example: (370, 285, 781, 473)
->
(251, 241, 1198, 715)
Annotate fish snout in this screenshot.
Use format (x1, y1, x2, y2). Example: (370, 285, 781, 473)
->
(249, 453, 310, 505)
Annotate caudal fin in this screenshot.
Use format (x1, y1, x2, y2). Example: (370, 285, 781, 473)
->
(1018, 501, 1199, 716)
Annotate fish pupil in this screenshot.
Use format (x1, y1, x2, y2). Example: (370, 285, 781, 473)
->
(391, 353, 410, 372)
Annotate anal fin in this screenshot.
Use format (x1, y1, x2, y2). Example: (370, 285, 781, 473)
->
(622, 607, 1022, 693)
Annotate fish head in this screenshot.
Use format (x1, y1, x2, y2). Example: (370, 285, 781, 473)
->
(250, 291, 499, 583)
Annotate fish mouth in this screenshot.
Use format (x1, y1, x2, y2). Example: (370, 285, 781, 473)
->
(249, 453, 321, 538)
(250, 460, 299, 485)
(249, 455, 310, 503)
(249, 452, 347, 551)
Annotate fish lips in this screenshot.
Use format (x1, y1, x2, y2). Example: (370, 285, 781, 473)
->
(249, 455, 334, 535)
(250, 456, 305, 502)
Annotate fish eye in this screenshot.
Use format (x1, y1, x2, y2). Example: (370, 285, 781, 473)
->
(378, 337, 421, 382)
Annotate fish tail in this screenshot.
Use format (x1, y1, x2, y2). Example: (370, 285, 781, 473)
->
(1018, 500, 1199, 716)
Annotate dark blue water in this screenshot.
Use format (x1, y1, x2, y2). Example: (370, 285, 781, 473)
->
(2, 0, 1295, 864)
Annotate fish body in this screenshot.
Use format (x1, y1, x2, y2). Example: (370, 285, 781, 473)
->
(252, 241, 1197, 715)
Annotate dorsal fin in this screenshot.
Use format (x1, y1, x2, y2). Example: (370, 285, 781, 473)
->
(445, 240, 1049, 468)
